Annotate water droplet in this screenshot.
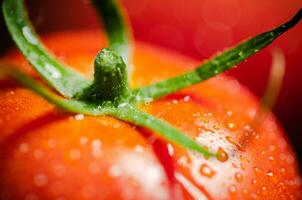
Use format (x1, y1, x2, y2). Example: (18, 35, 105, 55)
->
(226, 110, 233, 117)
(227, 122, 235, 130)
(81, 185, 96, 199)
(69, 149, 81, 160)
(167, 143, 174, 156)
(48, 139, 57, 148)
(226, 136, 245, 151)
(238, 51, 244, 58)
(253, 167, 260, 173)
(228, 185, 237, 193)
(25, 193, 38, 200)
(235, 172, 243, 182)
(183, 95, 191, 102)
(217, 147, 229, 162)
(268, 145, 276, 152)
(232, 162, 238, 168)
(252, 179, 257, 184)
(33, 173, 48, 187)
(213, 69, 219, 74)
(108, 165, 122, 177)
(22, 26, 38, 45)
(88, 162, 101, 174)
(266, 171, 274, 177)
(199, 163, 216, 178)
(74, 114, 84, 121)
(50, 181, 64, 195)
(19, 143, 29, 153)
(250, 193, 258, 199)
(244, 125, 252, 132)
(91, 139, 102, 158)
(242, 189, 248, 194)
(254, 49, 259, 53)
(286, 155, 295, 165)
(91, 139, 102, 148)
(268, 156, 274, 161)
(178, 156, 190, 166)
(279, 153, 287, 160)
(33, 149, 44, 159)
(52, 163, 65, 177)
(194, 119, 203, 127)
(172, 99, 178, 104)
(239, 155, 249, 163)
(118, 102, 128, 108)
(144, 97, 153, 105)
(212, 124, 219, 130)
(44, 63, 62, 79)
(134, 145, 144, 153)
(79, 136, 88, 146)
(248, 108, 256, 118)
(113, 123, 121, 128)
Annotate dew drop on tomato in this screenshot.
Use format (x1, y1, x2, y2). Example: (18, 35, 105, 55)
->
(24, 193, 38, 200)
(228, 184, 237, 193)
(19, 143, 30, 153)
(266, 171, 274, 177)
(226, 136, 245, 152)
(69, 148, 81, 160)
(199, 163, 216, 178)
(234, 172, 243, 182)
(33, 173, 48, 187)
(216, 146, 229, 162)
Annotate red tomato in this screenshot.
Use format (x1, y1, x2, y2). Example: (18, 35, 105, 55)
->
(122, 0, 302, 143)
(21, 0, 302, 159)
(0, 31, 301, 199)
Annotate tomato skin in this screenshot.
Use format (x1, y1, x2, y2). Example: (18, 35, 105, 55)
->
(0, 112, 171, 200)
(21, 0, 302, 158)
(0, 32, 173, 200)
(147, 89, 301, 199)
(0, 31, 301, 199)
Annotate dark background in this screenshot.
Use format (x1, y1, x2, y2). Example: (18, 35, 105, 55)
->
(0, 0, 301, 167)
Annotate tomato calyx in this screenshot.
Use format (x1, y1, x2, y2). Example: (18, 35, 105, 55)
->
(76, 48, 131, 104)
(1, 0, 301, 156)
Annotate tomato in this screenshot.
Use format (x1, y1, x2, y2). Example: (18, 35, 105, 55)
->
(122, 0, 302, 147)
(0, 31, 301, 199)
(21, 0, 302, 158)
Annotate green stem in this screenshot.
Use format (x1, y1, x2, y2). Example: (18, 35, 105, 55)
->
(77, 48, 130, 103)
(134, 8, 302, 103)
(111, 107, 215, 157)
(2, 0, 91, 98)
(92, 0, 132, 67)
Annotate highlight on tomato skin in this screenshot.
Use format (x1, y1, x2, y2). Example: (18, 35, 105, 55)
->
(0, 31, 301, 199)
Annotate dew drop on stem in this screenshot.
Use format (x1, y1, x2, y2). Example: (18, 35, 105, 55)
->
(22, 26, 38, 45)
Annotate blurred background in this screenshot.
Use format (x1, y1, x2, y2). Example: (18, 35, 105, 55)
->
(0, 0, 301, 166)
